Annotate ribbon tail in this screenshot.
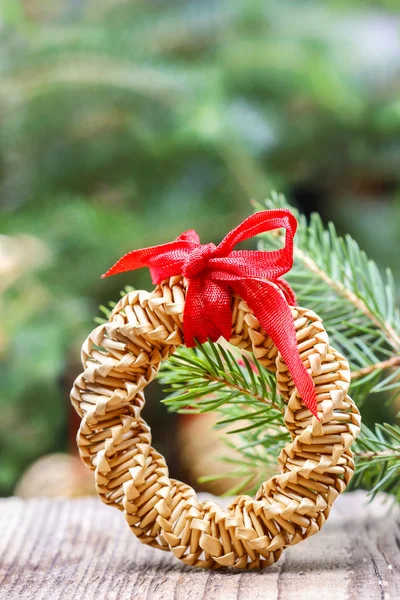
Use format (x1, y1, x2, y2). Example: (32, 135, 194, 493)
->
(233, 280, 318, 418)
(183, 277, 231, 347)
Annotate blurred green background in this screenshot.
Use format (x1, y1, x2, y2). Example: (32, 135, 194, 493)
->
(1, 0, 400, 496)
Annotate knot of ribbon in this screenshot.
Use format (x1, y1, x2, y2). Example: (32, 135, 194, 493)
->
(102, 209, 318, 417)
(182, 243, 216, 278)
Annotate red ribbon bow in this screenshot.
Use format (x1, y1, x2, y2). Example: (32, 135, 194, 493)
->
(102, 209, 318, 417)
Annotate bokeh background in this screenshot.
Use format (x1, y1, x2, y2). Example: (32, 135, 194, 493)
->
(1, 0, 400, 497)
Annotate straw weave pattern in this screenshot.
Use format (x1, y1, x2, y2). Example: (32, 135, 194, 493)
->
(70, 275, 361, 570)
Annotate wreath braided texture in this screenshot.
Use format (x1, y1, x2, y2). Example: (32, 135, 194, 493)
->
(70, 275, 361, 570)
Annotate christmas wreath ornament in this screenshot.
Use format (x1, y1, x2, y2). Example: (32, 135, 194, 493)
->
(70, 209, 361, 570)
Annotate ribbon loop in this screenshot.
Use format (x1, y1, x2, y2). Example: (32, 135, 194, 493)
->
(102, 209, 318, 417)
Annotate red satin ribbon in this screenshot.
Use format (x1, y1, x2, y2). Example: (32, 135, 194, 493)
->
(102, 209, 318, 417)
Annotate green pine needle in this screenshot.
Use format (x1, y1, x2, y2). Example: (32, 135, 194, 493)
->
(158, 193, 400, 500)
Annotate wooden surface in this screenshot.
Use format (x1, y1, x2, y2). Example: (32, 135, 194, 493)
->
(0, 491, 399, 600)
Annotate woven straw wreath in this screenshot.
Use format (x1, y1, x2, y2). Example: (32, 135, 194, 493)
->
(70, 275, 361, 570)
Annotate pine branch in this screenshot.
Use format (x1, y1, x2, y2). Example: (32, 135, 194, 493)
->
(254, 193, 400, 405)
(159, 338, 400, 501)
(352, 356, 400, 380)
(294, 247, 400, 351)
(159, 339, 400, 501)
(160, 341, 284, 418)
(159, 340, 289, 496)
(352, 423, 400, 501)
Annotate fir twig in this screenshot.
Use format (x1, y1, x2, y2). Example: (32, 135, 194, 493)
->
(352, 423, 400, 501)
(352, 356, 400, 380)
(294, 247, 400, 352)
(255, 193, 400, 405)
(159, 340, 289, 495)
(161, 340, 284, 416)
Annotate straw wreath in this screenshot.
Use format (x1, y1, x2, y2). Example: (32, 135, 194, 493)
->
(70, 275, 361, 570)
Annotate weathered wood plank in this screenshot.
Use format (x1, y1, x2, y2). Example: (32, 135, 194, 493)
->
(0, 492, 398, 600)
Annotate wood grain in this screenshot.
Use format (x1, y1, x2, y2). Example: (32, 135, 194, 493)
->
(0, 492, 398, 600)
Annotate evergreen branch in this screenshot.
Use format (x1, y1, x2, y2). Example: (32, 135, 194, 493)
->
(177, 367, 285, 415)
(351, 356, 400, 380)
(352, 423, 400, 501)
(255, 193, 400, 404)
(294, 246, 400, 351)
(160, 341, 284, 417)
(159, 340, 289, 495)
(355, 449, 398, 460)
